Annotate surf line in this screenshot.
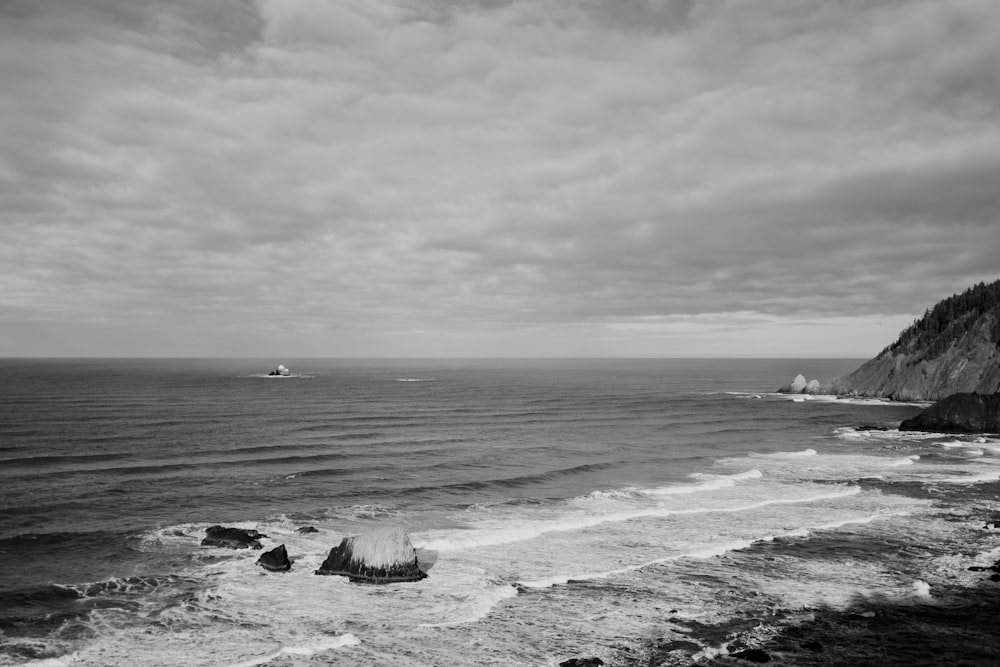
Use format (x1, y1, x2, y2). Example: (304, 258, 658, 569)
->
(416, 486, 862, 552)
(516, 507, 907, 590)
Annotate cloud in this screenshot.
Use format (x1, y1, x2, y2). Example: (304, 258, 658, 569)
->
(1, 0, 999, 356)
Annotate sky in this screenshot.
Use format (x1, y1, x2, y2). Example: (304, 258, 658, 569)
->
(1, 0, 999, 358)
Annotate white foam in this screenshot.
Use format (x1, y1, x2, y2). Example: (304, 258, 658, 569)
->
(645, 469, 763, 496)
(416, 584, 519, 627)
(227, 635, 360, 667)
(691, 643, 729, 662)
(764, 448, 817, 458)
(886, 456, 919, 467)
(18, 656, 78, 667)
(415, 486, 861, 552)
(834, 427, 944, 442)
(911, 580, 932, 599)
(935, 470, 1000, 484)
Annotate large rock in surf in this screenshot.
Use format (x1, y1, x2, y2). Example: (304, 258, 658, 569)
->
(257, 544, 292, 572)
(777, 374, 825, 394)
(201, 525, 265, 549)
(315, 526, 426, 583)
(899, 393, 1000, 433)
(829, 280, 1000, 401)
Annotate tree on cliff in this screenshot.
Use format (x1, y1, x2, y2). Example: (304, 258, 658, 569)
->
(882, 279, 1000, 361)
(831, 278, 1000, 401)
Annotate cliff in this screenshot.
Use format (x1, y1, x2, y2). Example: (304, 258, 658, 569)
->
(828, 280, 1000, 401)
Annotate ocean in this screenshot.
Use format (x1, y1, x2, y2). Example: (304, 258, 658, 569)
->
(2, 358, 1000, 666)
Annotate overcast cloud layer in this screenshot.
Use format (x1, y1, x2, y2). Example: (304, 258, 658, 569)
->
(2, 0, 999, 357)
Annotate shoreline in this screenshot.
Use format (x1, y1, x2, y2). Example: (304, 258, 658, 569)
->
(626, 481, 1000, 666)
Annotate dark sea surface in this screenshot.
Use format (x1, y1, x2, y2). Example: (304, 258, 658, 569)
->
(2, 358, 1000, 665)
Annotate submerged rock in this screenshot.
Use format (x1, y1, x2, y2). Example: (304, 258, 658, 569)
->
(257, 544, 292, 572)
(315, 526, 426, 583)
(201, 526, 265, 549)
(899, 392, 1000, 433)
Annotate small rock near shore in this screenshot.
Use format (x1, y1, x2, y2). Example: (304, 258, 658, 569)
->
(257, 544, 292, 572)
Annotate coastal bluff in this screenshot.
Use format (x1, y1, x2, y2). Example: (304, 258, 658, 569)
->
(827, 280, 1000, 401)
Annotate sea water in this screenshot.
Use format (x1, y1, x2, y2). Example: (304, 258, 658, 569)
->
(2, 358, 999, 665)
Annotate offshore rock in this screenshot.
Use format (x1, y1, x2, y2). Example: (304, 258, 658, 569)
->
(559, 659, 605, 667)
(777, 374, 825, 394)
(201, 526, 265, 549)
(899, 393, 1000, 433)
(257, 544, 292, 572)
(296, 526, 319, 534)
(315, 526, 426, 583)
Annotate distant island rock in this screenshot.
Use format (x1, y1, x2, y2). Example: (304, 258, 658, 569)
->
(268, 364, 291, 376)
(899, 393, 1000, 433)
(315, 526, 427, 583)
(827, 280, 1000, 401)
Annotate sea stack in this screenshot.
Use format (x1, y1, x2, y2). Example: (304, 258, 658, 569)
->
(257, 544, 292, 572)
(899, 393, 1000, 433)
(315, 526, 427, 583)
(777, 374, 824, 394)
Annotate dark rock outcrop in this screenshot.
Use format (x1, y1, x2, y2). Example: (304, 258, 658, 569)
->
(256, 544, 292, 572)
(559, 659, 604, 667)
(899, 392, 1000, 433)
(315, 526, 426, 583)
(296, 526, 319, 534)
(201, 526, 265, 549)
(829, 280, 1000, 401)
(731, 648, 771, 663)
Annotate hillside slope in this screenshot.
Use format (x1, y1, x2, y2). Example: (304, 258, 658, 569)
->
(829, 280, 1000, 401)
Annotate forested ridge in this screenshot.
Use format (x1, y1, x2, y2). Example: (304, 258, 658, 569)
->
(883, 279, 1000, 360)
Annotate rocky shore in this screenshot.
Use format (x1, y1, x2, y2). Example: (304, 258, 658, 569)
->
(626, 485, 1000, 666)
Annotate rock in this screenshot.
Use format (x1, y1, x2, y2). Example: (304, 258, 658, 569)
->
(802, 640, 823, 652)
(315, 526, 427, 583)
(731, 648, 771, 662)
(257, 544, 292, 572)
(559, 659, 604, 667)
(778, 374, 825, 394)
(296, 526, 319, 534)
(899, 393, 1000, 433)
(201, 525, 264, 549)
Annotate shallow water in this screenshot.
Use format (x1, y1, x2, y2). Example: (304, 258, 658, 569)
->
(2, 358, 998, 665)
